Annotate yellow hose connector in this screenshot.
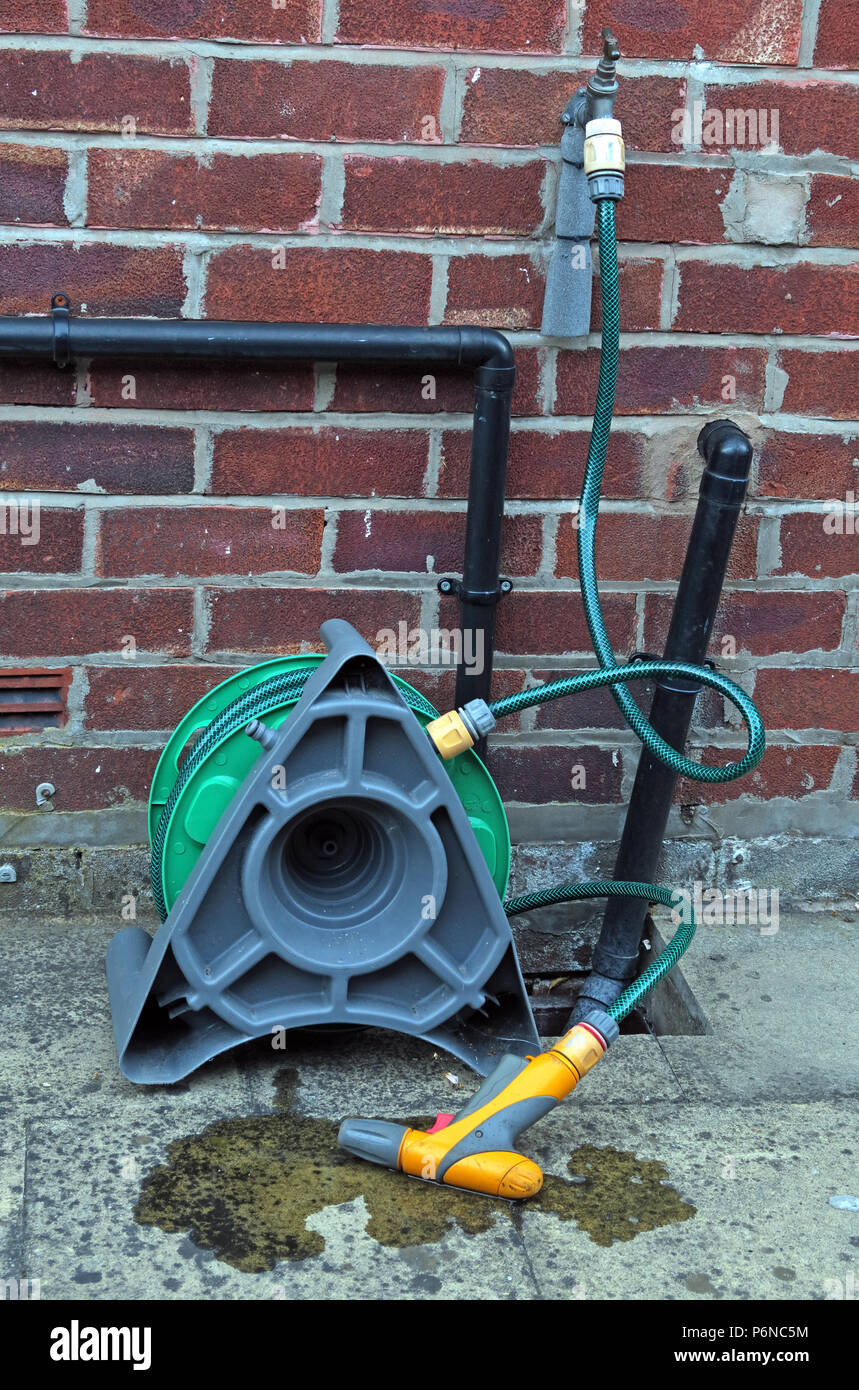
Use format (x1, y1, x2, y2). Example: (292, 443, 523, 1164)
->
(426, 709, 474, 759)
(584, 117, 625, 175)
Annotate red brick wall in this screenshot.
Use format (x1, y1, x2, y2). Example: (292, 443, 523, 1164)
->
(0, 2, 856, 825)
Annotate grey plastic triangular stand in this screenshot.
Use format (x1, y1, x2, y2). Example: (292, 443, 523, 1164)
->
(107, 619, 539, 1083)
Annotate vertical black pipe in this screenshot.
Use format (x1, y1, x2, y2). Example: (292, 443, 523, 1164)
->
(571, 419, 753, 1020)
(453, 361, 516, 713)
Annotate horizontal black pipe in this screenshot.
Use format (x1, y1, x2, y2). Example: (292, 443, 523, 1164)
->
(571, 418, 753, 1022)
(0, 314, 515, 370)
(0, 308, 515, 711)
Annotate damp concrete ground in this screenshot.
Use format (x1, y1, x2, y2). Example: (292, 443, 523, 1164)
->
(1, 908, 858, 1301)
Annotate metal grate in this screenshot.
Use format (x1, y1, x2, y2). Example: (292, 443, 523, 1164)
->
(0, 669, 71, 733)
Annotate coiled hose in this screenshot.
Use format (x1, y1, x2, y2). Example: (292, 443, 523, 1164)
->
(150, 196, 763, 1020)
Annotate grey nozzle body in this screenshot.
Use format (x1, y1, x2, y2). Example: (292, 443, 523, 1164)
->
(338, 1117, 409, 1169)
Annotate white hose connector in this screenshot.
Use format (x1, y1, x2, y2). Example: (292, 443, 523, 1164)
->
(584, 117, 625, 201)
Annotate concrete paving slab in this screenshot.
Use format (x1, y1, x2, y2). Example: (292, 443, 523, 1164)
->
(0, 1119, 25, 1284)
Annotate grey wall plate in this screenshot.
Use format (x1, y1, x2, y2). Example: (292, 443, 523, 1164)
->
(106, 619, 539, 1083)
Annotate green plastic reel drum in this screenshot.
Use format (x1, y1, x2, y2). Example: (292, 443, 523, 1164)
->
(149, 656, 511, 917)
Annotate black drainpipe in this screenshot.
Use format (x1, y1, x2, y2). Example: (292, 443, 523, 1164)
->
(0, 296, 516, 715)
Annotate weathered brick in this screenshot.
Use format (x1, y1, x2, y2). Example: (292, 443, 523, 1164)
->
(0, 243, 187, 316)
(676, 745, 839, 805)
(555, 345, 766, 416)
(673, 260, 859, 337)
(444, 253, 546, 329)
(205, 247, 433, 324)
(555, 511, 758, 582)
(87, 148, 322, 233)
(584, 0, 802, 63)
(206, 587, 422, 654)
(489, 591, 637, 657)
(756, 431, 859, 500)
(1, 0, 67, 31)
(491, 745, 623, 804)
(438, 427, 645, 499)
(460, 69, 684, 154)
(704, 82, 859, 160)
(0, 422, 194, 494)
(0, 506, 83, 573)
(98, 506, 323, 579)
(0, 746, 159, 811)
(0, 144, 68, 225)
(618, 164, 731, 244)
(87, 360, 315, 413)
(330, 349, 543, 417)
(778, 350, 858, 419)
(211, 428, 429, 498)
(0, 364, 76, 407)
(84, 0, 322, 41)
(814, 0, 859, 67)
(806, 175, 859, 248)
(209, 59, 445, 142)
(337, 0, 566, 52)
(341, 156, 546, 235)
(332, 509, 542, 577)
(532, 671, 628, 730)
(0, 50, 192, 134)
(0, 589, 194, 657)
(754, 668, 859, 730)
(645, 590, 847, 656)
(592, 256, 665, 331)
(775, 513, 859, 579)
(85, 664, 237, 731)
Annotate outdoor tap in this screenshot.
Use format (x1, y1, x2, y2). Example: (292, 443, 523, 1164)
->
(564, 29, 622, 132)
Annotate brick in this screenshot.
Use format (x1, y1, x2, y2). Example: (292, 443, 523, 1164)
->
(209, 59, 445, 143)
(775, 512, 859, 579)
(584, 0, 802, 63)
(85, 663, 238, 730)
(0, 422, 194, 493)
(704, 83, 859, 161)
(0, 505, 83, 573)
(211, 428, 429, 498)
(676, 745, 839, 805)
(87, 360, 315, 413)
(1, 0, 67, 31)
(205, 247, 433, 325)
(438, 427, 645, 499)
(460, 69, 684, 154)
(555, 345, 766, 416)
(330, 348, 543, 417)
(618, 164, 731, 244)
(445, 253, 546, 329)
(0, 243, 187, 316)
(756, 431, 859, 501)
(332, 509, 542, 577)
(98, 506, 323, 579)
(488, 590, 637, 657)
(0, 144, 68, 225)
(341, 156, 546, 236)
(0, 364, 75, 407)
(814, 0, 859, 67)
(206, 587, 422, 654)
(778, 350, 859, 419)
(806, 175, 859, 249)
(754, 668, 859, 730)
(84, 0, 322, 41)
(593, 256, 664, 332)
(555, 511, 758, 582)
(0, 50, 192, 134)
(644, 590, 846, 656)
(0, 746, 159, 812)
(0, 589, 194, 657)
(87, 149, 322, 233)
(337, 0, 566, 52)
(532, 671, 628, 730)
(491, 745, 622, 804)
(672, 260, 859, 337)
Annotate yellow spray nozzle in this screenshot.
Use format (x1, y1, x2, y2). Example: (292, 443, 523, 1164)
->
(338, 1018, 615, 1200)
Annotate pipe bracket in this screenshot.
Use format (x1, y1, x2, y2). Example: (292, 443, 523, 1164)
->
(51, 293, 71, 369)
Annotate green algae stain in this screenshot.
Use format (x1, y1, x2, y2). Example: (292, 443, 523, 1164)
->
(134, 1070, 695, 1271)
(534, 1143, 696, 1247)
